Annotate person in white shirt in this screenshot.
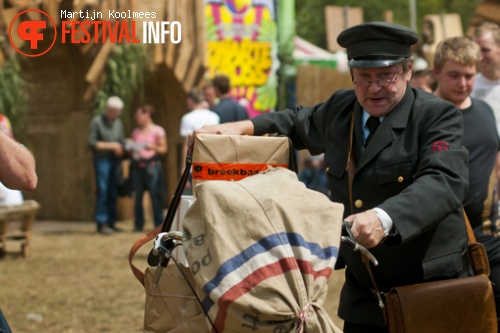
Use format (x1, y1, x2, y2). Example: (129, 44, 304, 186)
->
(180, 88, 220, 193)
(472, 22, 500, 197)
(472, 22, 500, 132)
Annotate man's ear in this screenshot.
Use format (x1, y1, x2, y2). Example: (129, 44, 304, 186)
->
(433, 68, 440, 80)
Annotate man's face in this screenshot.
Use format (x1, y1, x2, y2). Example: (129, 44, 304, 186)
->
(352, 63, 412, 118)
(203, 86, 216, 105)
(105, 107, 121, 121)
(473, 31, 500, 78)
(186, 97, 196, 111)
(434, 59, 476, 107)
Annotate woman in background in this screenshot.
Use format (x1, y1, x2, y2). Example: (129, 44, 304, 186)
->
(128, 105, 167, 231)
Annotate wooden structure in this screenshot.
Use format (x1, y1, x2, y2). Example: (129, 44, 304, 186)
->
(467, 0, 500, 35)
(0, 200, 41, 257)
(325, 6, 363, 52)
(0, 0, 207, 220)
(421, 14, 463, 67)
(296, 65, 351, 107)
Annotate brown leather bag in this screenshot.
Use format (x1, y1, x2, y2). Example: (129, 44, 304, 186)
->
(382, 222, 497, 333)
(346, 116, 497, 332)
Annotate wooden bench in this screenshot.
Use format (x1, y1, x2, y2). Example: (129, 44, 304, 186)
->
(0, 200, 41, 257)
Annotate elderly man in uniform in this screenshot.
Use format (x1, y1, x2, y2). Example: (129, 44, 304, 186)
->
(189, 22, 470, 332)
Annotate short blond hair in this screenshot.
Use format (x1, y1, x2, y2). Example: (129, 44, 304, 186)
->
(433, 37, 480, 71)
(474, 22, 500, 45)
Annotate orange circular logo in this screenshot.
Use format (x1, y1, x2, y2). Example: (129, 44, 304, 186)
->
(9, 9, 57, 57)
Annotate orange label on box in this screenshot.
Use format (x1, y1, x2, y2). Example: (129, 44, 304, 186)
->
(192, 163, 288, 181)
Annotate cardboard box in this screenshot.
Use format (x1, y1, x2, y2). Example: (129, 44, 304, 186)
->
(192, 134, 291, 190)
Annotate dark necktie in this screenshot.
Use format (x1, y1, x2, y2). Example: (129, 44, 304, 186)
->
(365, 116, 380, 146)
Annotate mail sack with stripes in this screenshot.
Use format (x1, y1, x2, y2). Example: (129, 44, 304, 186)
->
(182, 168, 344, 333)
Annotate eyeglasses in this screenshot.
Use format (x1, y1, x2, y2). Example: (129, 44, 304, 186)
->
(352, 69, 402, 87)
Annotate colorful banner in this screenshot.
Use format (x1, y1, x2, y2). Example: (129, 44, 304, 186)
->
(205, 0, 279, 117)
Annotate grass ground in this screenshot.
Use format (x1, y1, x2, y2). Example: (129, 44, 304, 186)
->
(0, 220, 344, 333)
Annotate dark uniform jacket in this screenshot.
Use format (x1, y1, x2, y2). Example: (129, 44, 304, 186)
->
(251, 86, 470, 326)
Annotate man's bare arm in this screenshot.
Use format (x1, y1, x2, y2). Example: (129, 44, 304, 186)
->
(0, 131, 37, 191)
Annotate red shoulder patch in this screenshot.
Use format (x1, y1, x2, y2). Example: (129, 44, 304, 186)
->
(432, 141, 449, 153)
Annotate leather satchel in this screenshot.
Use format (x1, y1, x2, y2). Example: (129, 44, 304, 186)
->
(381, 213, 497, 333)
(346, 115, 497, 333)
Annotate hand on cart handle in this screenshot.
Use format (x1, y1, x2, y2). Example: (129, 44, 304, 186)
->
(342, 220, 379, 266)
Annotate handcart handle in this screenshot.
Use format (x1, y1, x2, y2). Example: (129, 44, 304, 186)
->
(341, 220, 379, 266)
(129, 153, 192, 285)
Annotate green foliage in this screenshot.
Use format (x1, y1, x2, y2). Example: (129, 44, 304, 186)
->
(295, 0, 329, 49)
(206, 16, 219, 41)
(93, 43, 151, 130)
(257, 18, 278, 42)
(0, 56, 26, 141)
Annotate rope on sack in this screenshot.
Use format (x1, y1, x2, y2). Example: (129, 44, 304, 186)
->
(296, 302, 315, 332)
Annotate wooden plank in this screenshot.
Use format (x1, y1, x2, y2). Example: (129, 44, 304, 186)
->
(0, 50, 5, 68)
(173, 40, 194, 85)
(44, 0, 60, 26)
(422, 13, 463, 63)
(130, 0, 137, 12)
(347, 7, 363, 30)
(325, 7, 344, 52)
(384, 10, 393, 23)
(85, 41, 114, 84)
(195, 0, 206, 66)
(184, 0, 193, 46)
(153, 1, 166, 64)
(3, 8, 22, 50)
(0, 0, 4, 18)
(474, 3, 500, 22)
(81, 23, 101, 54)
(325, 6, 363, 52)
(183, 55, 202, 92)
(154, 42, 163, 64)
(165, 0, 177, 68)
(101, 0, 111, 20)
(296, 65, 351, 106)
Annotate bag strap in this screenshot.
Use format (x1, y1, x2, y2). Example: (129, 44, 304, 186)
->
(128, 225, 163, 286)
(128, 153, 193, 286)
(345, 113, 386, 313)
(462, 207, 477, 243)
(346, 113, 356, 213)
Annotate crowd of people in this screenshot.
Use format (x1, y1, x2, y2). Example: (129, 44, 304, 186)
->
(87, 74, 248, 232)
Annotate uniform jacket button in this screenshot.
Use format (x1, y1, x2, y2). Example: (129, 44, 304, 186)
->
(398, 176, 404, 183)
(325, 167, 330, 173)
(355, 199, 363, 208)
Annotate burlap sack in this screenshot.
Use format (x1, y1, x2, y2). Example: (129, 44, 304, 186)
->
(183, 168, 344, 333)
(143, 264, 209, 333)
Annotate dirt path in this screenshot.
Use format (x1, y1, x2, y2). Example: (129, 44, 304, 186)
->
(0, 220, 343, 332)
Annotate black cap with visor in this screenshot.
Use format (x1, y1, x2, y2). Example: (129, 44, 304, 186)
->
(337, 22, 419, 69)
